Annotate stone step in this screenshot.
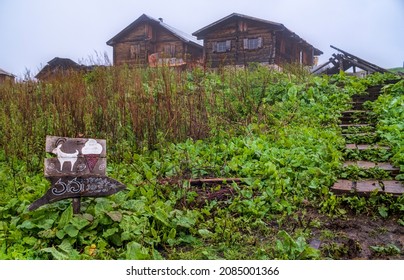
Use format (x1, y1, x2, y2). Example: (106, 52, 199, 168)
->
(343, 161, 400, 175)
(331, 179, 404, 196)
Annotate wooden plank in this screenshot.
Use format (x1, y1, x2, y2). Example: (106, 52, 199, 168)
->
(28, 176, 126, 211)
(382, 181, 404, 195)
(44, 157, 107, 177)
(331, 179, 354, 194)
(189, 178, 244, 186)
(356, 180, 382, 193)
(375, 162, 400, 172)
(345, 144, 357, 149)
(342, 161, 399, 174)
(339, 124, 371, 128)
(357, 144, 390, 150)
(46, 136, 106, 157)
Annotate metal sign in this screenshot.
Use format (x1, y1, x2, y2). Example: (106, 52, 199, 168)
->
(29, 136, 126, 213)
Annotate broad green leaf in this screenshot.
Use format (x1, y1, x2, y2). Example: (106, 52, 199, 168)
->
(22, 236, 37, 245)
(18, 220, 35, 230)
(36, 218, 55, 230)
(58, 206, 73, 229)
(378, 206, 388, 218)
(103, 227, 118, 238)
(198, 228, 213, 238)
(70, 216, 90, 230)
(153, 209, 170, 227)
(168, 228, 176, 240)
(64, 224, 79, 238)
(56, 229, 66, 239)
(126, 242, 149, 260)
(41, 247, 68, 260)
(106, 211, 122, 222)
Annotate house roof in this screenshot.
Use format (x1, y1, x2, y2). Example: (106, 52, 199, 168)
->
(106, 14, 202, 48)
(193, 13, 284, 38)
(35, 57, 84, 79)
(0, 67, 15, 77)
(46, 57, 80, 68)
(193, 13, 322, 56)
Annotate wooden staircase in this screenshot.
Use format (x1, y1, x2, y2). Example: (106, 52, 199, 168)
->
(332, 85, 404, 196)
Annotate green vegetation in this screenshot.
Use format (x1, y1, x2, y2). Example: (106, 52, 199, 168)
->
(0, 65, 402, 259)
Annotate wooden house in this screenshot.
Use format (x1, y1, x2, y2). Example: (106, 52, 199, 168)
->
(35, 57, 89, 81)
(192, 13, 323, 68)
(0, 68, 15, 83)
(106, 14, 203, 67)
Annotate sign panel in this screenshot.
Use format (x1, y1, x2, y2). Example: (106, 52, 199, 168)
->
(44, 158, 107, 177)
(28, 176, 126, 211)
(44, 136, 107, 177)
(29, 136, 126, 213)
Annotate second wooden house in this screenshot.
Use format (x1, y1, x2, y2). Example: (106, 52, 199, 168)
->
(193, 13, 323, 68)
(106, 14, 203, 67)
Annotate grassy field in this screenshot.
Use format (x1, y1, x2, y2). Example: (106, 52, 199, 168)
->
(0, 65, 403, 259)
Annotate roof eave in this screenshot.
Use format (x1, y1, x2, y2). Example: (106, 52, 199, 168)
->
(106, 14, 158, 46)
(193, 12, 284, 38)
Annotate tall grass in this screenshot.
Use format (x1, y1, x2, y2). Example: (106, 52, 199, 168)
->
(2, 64, 296, 172)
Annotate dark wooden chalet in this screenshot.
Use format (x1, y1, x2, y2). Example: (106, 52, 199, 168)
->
(193, 13, 322, 68)
(35, 57, 89, 81)
(106, 14, 203, 67)
(0, 67, 15, 83)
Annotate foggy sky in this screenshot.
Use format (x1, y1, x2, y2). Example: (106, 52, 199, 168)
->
(1, 0, 403, 78)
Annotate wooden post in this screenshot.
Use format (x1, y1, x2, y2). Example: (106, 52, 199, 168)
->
(72, 198, 81, 214)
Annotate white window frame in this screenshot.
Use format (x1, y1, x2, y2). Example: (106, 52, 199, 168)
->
(243, 37, 263, 50)
(213, 40, 231, 53)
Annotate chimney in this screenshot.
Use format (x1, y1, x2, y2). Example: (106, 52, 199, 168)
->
(158, 18, 163, 22)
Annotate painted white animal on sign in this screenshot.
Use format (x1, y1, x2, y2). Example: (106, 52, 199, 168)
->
(52, 144, 79, 171)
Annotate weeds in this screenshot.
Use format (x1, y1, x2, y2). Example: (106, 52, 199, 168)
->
(0, 66, 402, 259)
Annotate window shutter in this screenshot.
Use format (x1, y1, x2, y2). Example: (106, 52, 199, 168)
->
(243, 38, 248, 49)
(258, 37, 263, 48)
(226, 40, 231, 51)
(171, 45, 176, 57)
(212, 42, 217, 53)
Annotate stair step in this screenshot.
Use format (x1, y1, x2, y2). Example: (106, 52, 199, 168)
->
(342, 110, 369, 114)
(343, 161, 399, 174)
(345, 144, 390, 150)
(331, 180, 404, 196)
(340, 110, 375, 124)
(349, 102, 366, 110)
(341, 132, 377, 137)
(339, 124, 372, 128)
(342, 132, 379, 144)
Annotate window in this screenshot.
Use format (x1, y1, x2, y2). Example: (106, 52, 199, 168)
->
(130, 44, 140, 59)
(238, 21, 248, 32)
(243, 37, 263, 50)
(163, 44, 176, 57)
(213, 40, 231, 53)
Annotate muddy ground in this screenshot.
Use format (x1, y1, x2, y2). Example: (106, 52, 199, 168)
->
(303, 208, 404, 259)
